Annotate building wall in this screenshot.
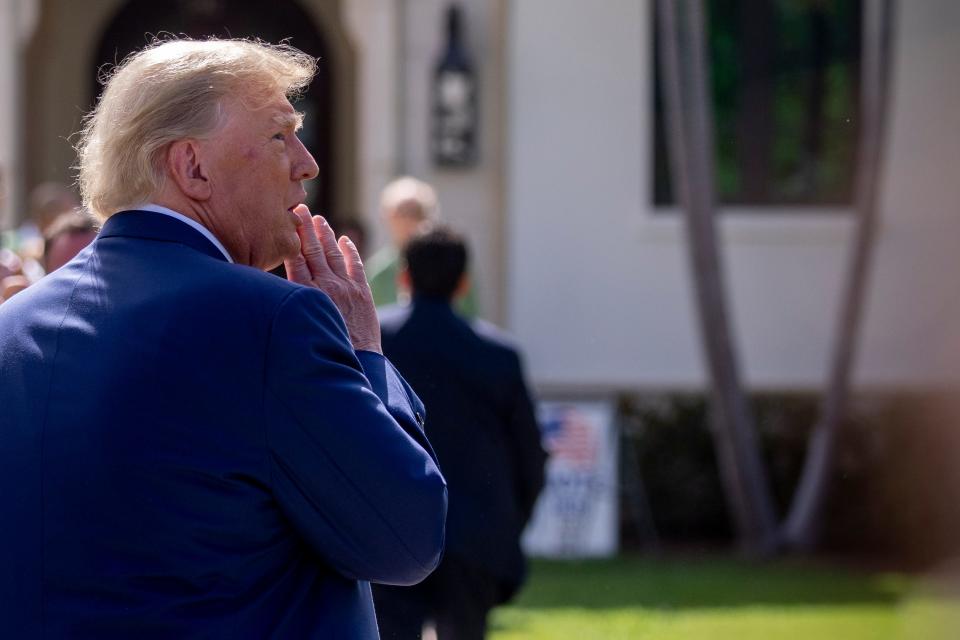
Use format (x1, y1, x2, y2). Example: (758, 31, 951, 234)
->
(11, 0, 958, 392)
(381, 0, 507, 323)
(857, 0, 960, 389)
(342, 0, 399, 258)
(0, 0, 16, 227)
(24, 0, 124, 196)
(0, 0, 40, 228)
(23, 0, 360, 218)
(17, 0, 507, 324)
(507, 0, 960, 391)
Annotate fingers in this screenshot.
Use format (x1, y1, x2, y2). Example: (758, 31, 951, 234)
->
(288, 205, 355, 289)
(312, 216, 349, 279)
(284, 253, 312, 285)
(293, 205, 330, 280)
(338, 235, 367, 285)
(282, 207, 312, 284)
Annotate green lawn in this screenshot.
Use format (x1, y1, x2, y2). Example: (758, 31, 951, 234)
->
(489, 556, 960, 640)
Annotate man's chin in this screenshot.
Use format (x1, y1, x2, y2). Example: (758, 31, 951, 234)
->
(265, 235, 301, 272)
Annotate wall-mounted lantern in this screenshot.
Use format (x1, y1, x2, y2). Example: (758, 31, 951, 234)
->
(431, 3, 478, 168)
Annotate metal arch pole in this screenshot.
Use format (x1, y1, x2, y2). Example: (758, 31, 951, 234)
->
(783, 0, 897, 550)
(655, 0, 779, 554)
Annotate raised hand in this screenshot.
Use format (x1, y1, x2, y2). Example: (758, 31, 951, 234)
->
(284, 205, 382, 354)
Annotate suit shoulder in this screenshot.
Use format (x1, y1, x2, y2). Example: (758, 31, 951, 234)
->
(194, 262, 303, 306)
(469, 318, 522, 355)
(164, 260, 327, 333)
(213, 262, 299, 292)
(377, 304, 413, 335)
(462, 318, 529, 377)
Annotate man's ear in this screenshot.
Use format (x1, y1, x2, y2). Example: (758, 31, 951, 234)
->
(167, 140, 212, 201)
(398, 267, 412, 293)
(453, 273, 470, 301)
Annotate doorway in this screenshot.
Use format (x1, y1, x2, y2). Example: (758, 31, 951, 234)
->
(91, 0, 339, 216)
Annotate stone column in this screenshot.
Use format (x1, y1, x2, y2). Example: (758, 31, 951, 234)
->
(0, 0, 39, 229)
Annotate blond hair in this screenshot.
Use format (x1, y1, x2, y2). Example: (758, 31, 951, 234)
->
(76, 38, 317, 221)
(380, 177, 440, 221)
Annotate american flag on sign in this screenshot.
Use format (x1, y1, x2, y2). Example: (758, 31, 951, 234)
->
(523, 401, 618, 558)
(542, 407, 599, 470)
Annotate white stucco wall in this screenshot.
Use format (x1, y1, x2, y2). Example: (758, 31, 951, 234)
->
(856, 0, 960, 389)
(0, 0, 15, 228)
(507, 0, 960, 391)
(8, 0, 956, 392)
(346, 0, 507, 323)
(0, 0, 39, 228)
(343, 0, 399, 258)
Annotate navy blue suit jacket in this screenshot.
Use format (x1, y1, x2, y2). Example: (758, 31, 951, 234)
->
(0, 211, 447, 638)
(378, 299, 545, 592)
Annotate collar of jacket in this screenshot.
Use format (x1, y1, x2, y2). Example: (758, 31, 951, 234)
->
(97, 210, 230, 263)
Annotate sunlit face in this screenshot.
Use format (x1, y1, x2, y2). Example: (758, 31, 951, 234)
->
(200, 92, 319, 270)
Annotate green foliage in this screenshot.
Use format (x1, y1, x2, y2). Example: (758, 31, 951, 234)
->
(618, 392, 960, 566)
(619, 393, 820, 543)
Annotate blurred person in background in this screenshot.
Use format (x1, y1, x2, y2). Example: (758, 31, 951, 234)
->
(0, 247, 23, 280)
(0, 182, 79, 284)
(0, 37, 446, 639)
(333, 216, 369, 260)
(373, 226, 546, 640)
(0, 248, 29, 303)
(42, 209, 98, 274)
(15, 182, 80, 259)
(0, 274, 29, 302)
(367, 176, 439, 307)
(31, 182, 80, 231)
(367, 176, 477, 316)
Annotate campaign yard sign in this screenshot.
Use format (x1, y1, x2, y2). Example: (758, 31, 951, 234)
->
(522, 400, 618, 558)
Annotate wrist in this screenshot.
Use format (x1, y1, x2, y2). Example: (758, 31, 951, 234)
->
(354, 343, 383, 355)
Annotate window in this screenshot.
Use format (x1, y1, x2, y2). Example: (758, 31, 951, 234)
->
(653, 0, 862, 207)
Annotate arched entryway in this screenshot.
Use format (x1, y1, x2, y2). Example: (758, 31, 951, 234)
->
(91, 0, 344, 217)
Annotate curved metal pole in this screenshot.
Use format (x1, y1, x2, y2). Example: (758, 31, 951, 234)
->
(783, 0, 896, 550)
(656, 0, 778, 554)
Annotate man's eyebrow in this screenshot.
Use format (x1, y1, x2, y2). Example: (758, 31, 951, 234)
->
(272, 111, 304, 131)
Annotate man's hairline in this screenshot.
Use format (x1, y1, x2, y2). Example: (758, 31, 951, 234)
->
(198, 90, 305, 140)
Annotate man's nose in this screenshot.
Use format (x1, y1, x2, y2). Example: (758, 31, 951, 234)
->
(293, 137, 320, 181)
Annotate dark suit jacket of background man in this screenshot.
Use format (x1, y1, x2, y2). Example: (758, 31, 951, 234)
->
(0, 210, 448, 639)
(377, 297, 546, 599)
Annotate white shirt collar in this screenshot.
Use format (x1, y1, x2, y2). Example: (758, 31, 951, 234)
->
(134, 203, 234, 264)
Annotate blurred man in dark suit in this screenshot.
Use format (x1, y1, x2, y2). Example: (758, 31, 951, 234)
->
(374, 226, 546, 640)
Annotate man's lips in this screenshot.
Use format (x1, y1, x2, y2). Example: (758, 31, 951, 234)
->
(287, 197, 308, 220)
(287, 206, 302, 227)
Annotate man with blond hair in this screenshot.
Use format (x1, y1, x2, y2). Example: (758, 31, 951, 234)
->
(367, 176, 477, 316)
(0, 38, 446, 639)
(367, 176, 439, 307)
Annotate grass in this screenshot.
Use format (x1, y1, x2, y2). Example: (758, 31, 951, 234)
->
(488, 555, 960, 640)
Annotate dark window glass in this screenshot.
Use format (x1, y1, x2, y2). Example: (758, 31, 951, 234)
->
(653, 0, 862, 207)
